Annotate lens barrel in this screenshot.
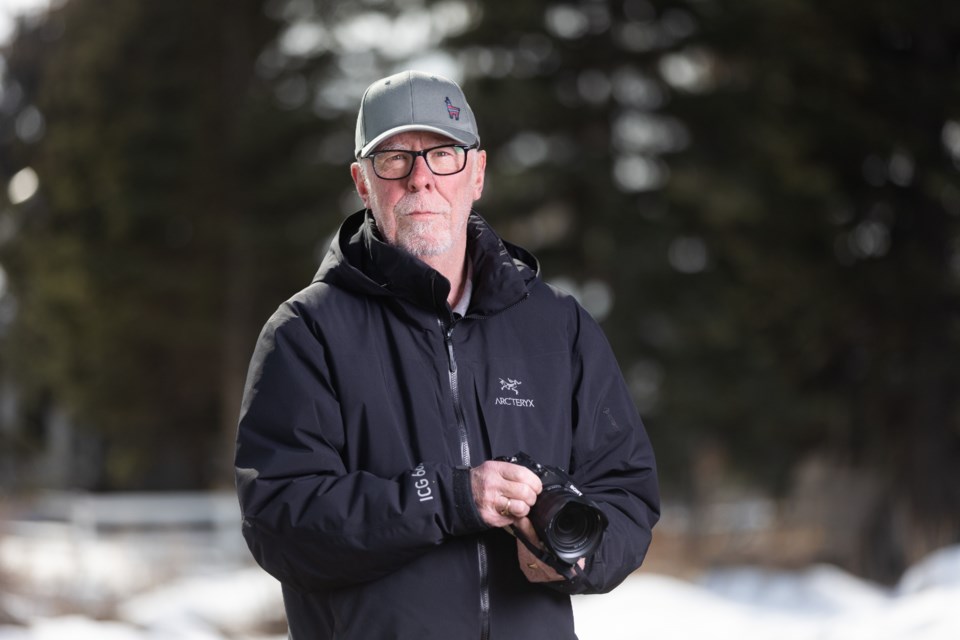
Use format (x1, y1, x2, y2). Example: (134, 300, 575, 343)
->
(529, 488, 607, 564)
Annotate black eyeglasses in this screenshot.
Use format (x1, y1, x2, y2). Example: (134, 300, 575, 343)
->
(363, 144, 477, 180)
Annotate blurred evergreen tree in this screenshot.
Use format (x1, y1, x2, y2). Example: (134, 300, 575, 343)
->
(0, 0, 353, 489)
(663, 0, 960, 581)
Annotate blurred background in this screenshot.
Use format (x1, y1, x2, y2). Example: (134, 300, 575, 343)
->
(0, 0, 959, 636)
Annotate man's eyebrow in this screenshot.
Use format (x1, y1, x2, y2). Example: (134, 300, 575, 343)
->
(375, 137, 453, 153)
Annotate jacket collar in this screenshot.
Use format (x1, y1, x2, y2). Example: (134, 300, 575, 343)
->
(314, 209, 538, 317)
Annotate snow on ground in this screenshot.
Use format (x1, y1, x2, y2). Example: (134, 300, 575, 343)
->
(2, 548, 958, 640)
(575, 549, 960, 640)
(2, 552, 960, 640)
(1, 494, 959, 639)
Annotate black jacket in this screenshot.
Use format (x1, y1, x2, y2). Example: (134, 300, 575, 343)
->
(235, 210, 659, 639)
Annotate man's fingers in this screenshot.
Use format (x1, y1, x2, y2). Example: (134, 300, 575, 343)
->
(497, 463, 543, 495)
(471, 460, 543, 527)
(499, 494, 531, 517)
(473, 461, 541, 502)
(487, 460, 542, 506)
(501, 478, 538, 506)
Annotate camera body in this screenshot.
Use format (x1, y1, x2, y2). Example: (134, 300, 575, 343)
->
(498, 452, 608, 566)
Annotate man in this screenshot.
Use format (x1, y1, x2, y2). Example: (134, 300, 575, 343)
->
(235, 70, 659, 639)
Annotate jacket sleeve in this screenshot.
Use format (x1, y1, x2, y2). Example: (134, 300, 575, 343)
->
(234, 303, 488, 593)
(549, 305, 661, 595)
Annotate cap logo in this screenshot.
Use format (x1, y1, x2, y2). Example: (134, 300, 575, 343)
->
(444, 96, 461, 121)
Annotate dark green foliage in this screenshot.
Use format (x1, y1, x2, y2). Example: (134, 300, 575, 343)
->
(0, 1, 348, 488)
(663, 0, 960, 580)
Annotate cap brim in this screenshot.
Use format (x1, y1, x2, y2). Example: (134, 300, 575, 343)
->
(358, 124, 478, 158)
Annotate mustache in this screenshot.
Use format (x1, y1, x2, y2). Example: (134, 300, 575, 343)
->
(394, 194, 450, 216)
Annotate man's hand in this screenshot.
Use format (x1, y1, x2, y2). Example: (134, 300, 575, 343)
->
(470, 460, 584, 583)
(470, 460, 542, 528)
(513, 517, 585, 583)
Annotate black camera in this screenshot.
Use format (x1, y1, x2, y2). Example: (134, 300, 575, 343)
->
(497, 452, 608, 566)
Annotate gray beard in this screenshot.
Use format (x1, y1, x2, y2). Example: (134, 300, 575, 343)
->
(395, 218, 454, 257)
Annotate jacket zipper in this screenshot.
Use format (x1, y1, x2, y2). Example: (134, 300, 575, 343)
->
(441, 318, 491, 640)
(443, 320, 471, 466)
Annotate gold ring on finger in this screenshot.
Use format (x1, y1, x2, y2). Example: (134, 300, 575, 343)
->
(500, 498, 511, 516)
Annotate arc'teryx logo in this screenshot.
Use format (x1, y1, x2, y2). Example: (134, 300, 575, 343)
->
(495, 377, 535, 408)
(499, 378, 521, 395)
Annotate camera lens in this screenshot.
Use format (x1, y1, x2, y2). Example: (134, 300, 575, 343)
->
(549, 502, 604, 559)
(555, 503, 590, 538)
(530, 490, 607, 564)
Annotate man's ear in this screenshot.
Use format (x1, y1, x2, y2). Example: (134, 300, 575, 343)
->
(472, 149, 487, 201)
(351, 162, 371, 208)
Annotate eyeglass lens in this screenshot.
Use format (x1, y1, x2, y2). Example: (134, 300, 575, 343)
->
(371, 146, 467, 179)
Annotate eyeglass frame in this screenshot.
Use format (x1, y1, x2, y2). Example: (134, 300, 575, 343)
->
(360, 143, 479, 180)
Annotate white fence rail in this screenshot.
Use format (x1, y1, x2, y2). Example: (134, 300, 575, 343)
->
(0, 492, 250, 610)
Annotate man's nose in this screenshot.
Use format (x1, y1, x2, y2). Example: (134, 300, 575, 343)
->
(405, 154, 434, 190)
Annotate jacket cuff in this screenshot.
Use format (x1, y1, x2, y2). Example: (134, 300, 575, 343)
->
(452, 465, 487, 534)
(546, 572, 586, 595)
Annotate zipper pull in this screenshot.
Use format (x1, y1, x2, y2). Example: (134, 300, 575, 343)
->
(444, 327, 457, 373)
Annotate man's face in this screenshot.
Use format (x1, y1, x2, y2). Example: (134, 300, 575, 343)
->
(351, 131, 486, 258)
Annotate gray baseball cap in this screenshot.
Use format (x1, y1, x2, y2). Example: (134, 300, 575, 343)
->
(355, 70, 480, 158)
